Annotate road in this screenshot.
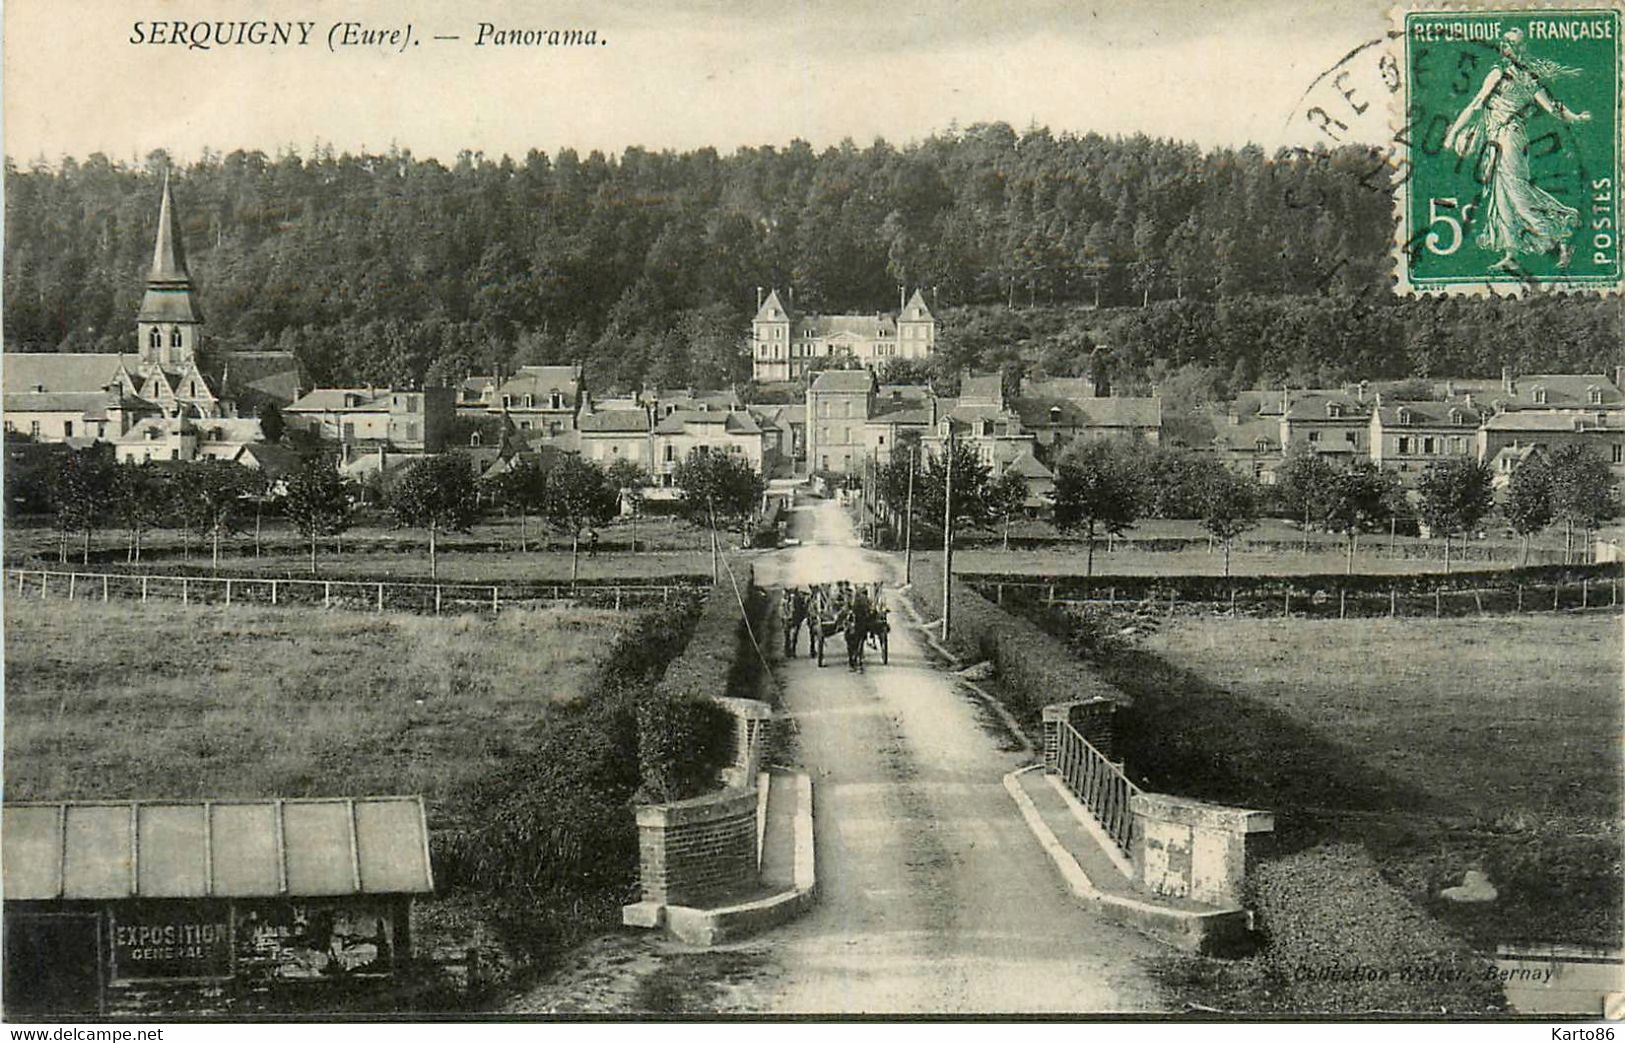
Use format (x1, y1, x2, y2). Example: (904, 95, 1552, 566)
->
(509, 494, 1169, 1015)
(736, 496, 1168, 1014)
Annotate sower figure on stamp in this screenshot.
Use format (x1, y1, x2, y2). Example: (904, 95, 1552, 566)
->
(1443, 27, 1591, 273)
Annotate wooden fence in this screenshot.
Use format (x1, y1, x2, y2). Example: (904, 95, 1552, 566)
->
(6, 568, 698, 616)
(978, 576, 1623, 620)
(1054, 721, 1140, 856)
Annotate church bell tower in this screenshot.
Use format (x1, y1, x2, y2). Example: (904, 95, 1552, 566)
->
(136, 172, 204, 371)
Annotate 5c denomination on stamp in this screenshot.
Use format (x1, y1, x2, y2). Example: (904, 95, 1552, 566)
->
(1394, 2, 1623, 294)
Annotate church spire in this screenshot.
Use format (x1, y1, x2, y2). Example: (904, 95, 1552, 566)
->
(137, 170, 203, 327)
(149, 170, 191, 282)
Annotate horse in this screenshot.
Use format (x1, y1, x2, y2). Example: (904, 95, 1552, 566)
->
(805, 585, 849, 668)
(844, 589, 872, 671)
(863, 583, 890, 665)
(780, 587, 810, 658)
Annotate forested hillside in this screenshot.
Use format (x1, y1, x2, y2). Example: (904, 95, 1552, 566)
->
(5, 124, 1619, 394)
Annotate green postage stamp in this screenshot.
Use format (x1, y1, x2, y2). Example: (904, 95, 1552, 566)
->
(1395, 3, 1623, 293)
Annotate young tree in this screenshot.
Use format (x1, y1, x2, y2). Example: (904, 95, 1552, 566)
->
(1323, 463, 1396, 573)
(1502, 454, 1555, 565)
(1416, 458, 1495, 573)
(986, 467, 1028, 551)
(1548, 444, 1621, 563)
(673, 449, 765, 581)
(916, 437, 993, 538)
(1276, 444, 1337, 549)
(604, 457, 648, 552)
(1200, 465, 1259, 578)
(185, 459, 253, 570)
(1052, 440, 1140, 577)
(46, 447, 115, 564)
(108, 463, 165, 563)
(486, 456, 547, 552)
(543, 454, 619, 581)
(282, 459, 354, 575)
(388, 453, 481, 580)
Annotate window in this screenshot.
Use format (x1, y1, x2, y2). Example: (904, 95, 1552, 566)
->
(525, 394, 535, 408)
(502, 395, 512, 408)
(1345, 431, 1358, 444)
(664, 444, 675, 462)
(1307, 431, 1321, 443)
(407, 423, 421, 442)
(170, 449, 179, 460)
(1589, 387, 1604, 405)
(550, 393, 563, 409)
(470, 432, 483, 447)
(878, 435, 885, 446)
(1423, 437, 1436, 454)
(1327, 403, 1344, 418)
(63, 421, 73, 438)
(148, 328, 161, 350)
(1450, 436, 1466, 454)
(171, 328, 183, 347)
(1615, 444, 1624, 465)
(1449, 409, 1464, 425)
(1397, 408, 1412, 425)
(1398, 436, 1412, 454)
(519, 421, 532, 430)
(1532, 386, 1548, 405)
(407, 398, 419, 414)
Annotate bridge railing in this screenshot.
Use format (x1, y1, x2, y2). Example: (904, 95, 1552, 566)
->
(1054, 720, 1140, 856)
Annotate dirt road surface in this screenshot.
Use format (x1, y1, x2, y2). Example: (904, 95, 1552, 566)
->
(508, 496, 1170, 1015)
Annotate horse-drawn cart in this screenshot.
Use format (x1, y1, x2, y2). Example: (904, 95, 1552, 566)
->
(782, 582, 888, 670)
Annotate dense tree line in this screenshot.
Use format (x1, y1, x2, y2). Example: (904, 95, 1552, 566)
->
(6, 126, 1619, 395)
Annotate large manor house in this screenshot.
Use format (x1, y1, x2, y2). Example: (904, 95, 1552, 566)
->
(750, 288, 937, 383)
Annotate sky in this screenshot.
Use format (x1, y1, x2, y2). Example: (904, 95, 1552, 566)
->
(4, 0, 1389, 166)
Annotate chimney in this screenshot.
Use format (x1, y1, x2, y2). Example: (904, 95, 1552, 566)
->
(1281, 387, 1290, 414)
(1464, 393, 1474, 409)
(1615, 364, 1624, 391)
(1444, 378, 1455, 399)
(756, 286, 764, 310)
(1502, 366, 1515, 395)
(900, 286, 907, 313)
(1357, 379, 1368, 402)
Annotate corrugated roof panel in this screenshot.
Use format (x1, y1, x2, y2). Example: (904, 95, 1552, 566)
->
(3, 805, 64, 900)
(282, 802, 357, 896)
(353, 799, 433, 894)
(136, 805, 208, 898)
(61, 805, 132, 899)
(208, 803, 281, 896)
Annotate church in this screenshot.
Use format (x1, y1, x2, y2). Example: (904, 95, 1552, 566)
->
(749, 287, 937, 383)
(2, 175, 304, 446)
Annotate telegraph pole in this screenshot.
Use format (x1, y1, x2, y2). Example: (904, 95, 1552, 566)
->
(942, 432, 954, 640)
(903, 445, 916, 585)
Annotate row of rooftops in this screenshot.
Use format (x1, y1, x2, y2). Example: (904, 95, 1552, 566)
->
(1236, 369, 1625, 422)
(809, 368, 1164, 432)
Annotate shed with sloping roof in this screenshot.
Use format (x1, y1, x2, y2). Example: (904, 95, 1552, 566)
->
(2, 796, 432, 1014)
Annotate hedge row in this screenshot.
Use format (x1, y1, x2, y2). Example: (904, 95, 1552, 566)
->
(904, 565, 1129, 738)
(638, 566, 769, 802)
(965, 561, 1623, 602)
(431, 598, 703, 974)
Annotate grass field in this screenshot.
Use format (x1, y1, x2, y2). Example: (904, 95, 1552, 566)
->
(947, 545, 1537, 578)
(1098, 613, 1622, 950)
(2, 598, 625, 830)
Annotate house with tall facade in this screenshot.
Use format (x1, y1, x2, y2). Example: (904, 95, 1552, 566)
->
(750, 288, 936, 382)
(283, 387, 454, 452)
(2, 175, 303, 447)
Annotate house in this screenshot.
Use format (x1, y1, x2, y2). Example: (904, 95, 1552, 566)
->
(113, 415, 272, 467)
(923, 372, 1036, 473)
(1278, 390, 1372, 460)
(1210, 411, 1285, 483)
(578, 407, 655, 469)
(805, 369, 877, 475)
(651, 409, 770, 489)
(1012, 378, 1162, 456)
(455, 376, 498, 417)
(489, 365, 582, 437)
(1477, 409, 1625, 481)
(1368, 398, 1482, 479)
(863, 387, 937, 467)
(1005, 448, 1056, 509)
(2, 175, 302, 444)
(283, 387, 454, 452)
(750, 288, 936, 382)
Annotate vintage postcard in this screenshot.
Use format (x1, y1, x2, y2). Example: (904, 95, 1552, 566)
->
(2, 0, 1622, 1029)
